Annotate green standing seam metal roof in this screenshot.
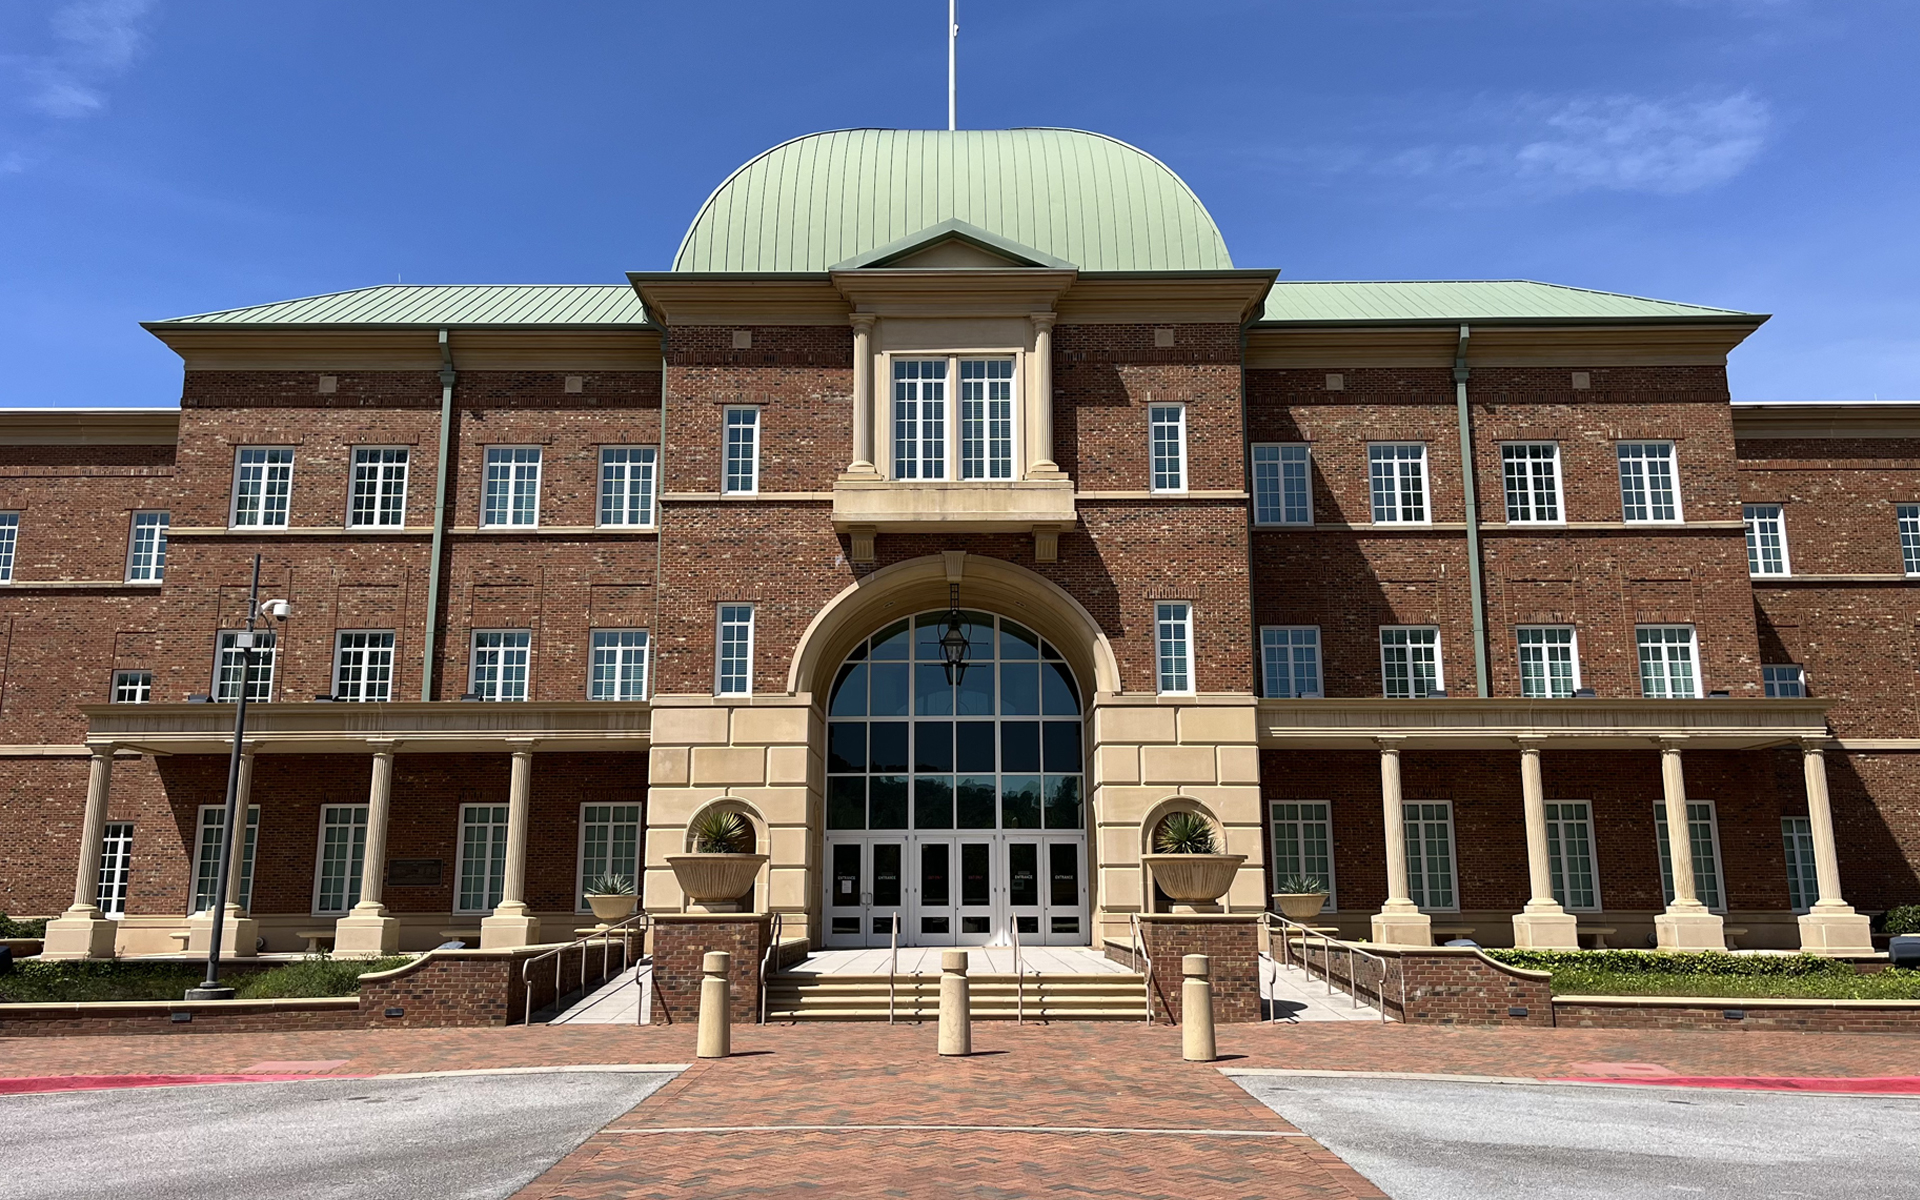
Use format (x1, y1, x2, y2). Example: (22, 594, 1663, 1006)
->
(147, 284, 652, 328)
(673, 128, 1234, 273)
(1257, 280, 1764, 325)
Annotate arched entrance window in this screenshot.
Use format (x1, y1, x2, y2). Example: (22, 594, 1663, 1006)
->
(823, 610, 1089, 947)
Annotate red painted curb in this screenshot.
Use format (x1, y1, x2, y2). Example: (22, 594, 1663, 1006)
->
(1554, 1075, 1920, 1094)
(0, 1073, 354, 1095)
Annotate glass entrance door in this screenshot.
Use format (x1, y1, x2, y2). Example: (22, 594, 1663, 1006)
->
(825, 832, 1087, 948)
(823, 837, 906, 948)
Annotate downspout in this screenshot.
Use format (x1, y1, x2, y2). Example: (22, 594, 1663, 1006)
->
(421, 329, 456, 701)
(1454, 323, 1490, 697)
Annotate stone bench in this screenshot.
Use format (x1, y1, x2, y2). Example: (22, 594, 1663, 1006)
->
(295, 929, 337, 954)
(1577, 925, 1618, 949)
(438, 929, 483, 946)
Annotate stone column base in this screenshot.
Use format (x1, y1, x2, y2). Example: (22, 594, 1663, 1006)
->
(650, 913, 772, 1025)
(1510, 909, 1580, 950)
(480, 913, 542, 950)
(186, 912, 259, 957)
(333, 912, 402, 956)
(1133, 914, 1260, 1025)
(1654, 908, 1725, 951)
(1370, 909, 1432, 947)
(1797, 908, 1874, 955)
(40, 912, 118, 959)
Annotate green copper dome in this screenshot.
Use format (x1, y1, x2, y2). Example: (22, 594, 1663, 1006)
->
(673, 128, 1233, 273)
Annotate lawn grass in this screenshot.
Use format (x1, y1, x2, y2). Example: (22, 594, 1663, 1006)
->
(0, 955, 414, 1004)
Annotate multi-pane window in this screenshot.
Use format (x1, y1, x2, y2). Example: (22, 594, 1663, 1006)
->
(959, 358, 1015, 480)
(589, 630, 650, 701)
(126, 511, 169, 582)
(482, 447, 542, 527)
(112, 670, 152, 703)
(97, 822, 133, 917)
(1403, 801, 1457, 910)
(1155, 603, 1194, 694)
(1763, 664, 1806, 698)
(1380, 627, 1443, 698)
(1655, 799, 1725, 911)
(0, 511, 15, 583)
(191, 805, 258, 912)
(213, 630, 277, 703)
(1617, 441, 1680, 523)
(1269, 801, 1334, 911)
(716, 605, 754, 696)
(470, 630, 531, 702)
(1501, 443, 1562, 523)
(231, 447, 294, 528)
(1544, 801, 1599, 911)
(892, 360, 947, 480)
(1744, 503, 1789, 576)
(1899, 505, 1920, 576)
(1516, 626, 1580, 699)
(1368, 443, 1428, 523)
(578, 803, 642, 910)
(1782, 815, 1818, 913)
(333, 631, 396, 702)
(456, 804, 511, 913)
(1149, 405, 1187, 493)
(1635, 625, 1699, 699)
(349, 448, 409, 528)
(1260, 626, 1323, 698)
(724, 407, 761, 494)
(1251, 443, 1312, 525)
(598, 447, 658, 527)
(313, 805, 368, 913)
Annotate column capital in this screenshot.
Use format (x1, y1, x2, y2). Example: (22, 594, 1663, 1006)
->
(849, 311, 877, 333)
(366, 739, 401, 754)
(84, 740, 120, 757)
(1374, 735, 1407, 750)
(1798, 735, 1831, 755)
(1514, 734, 1548, 752)
(1655, 735, 1688, 751)
(1028, 311, 1057, 332)
(505, 738, 540, 753)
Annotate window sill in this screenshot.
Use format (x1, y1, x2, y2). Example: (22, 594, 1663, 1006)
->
(0, 579, 164, 590)
(1751, 573, 1915, 584)
(175, 526, 430, 537)
(831, 477, 1076, 533)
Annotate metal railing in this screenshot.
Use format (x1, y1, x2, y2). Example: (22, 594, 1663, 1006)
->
(1011, 923, 1026, 1024)
(520, 910, 648, 1026)
(1263, 912, 1399, 1025)
(887, 911, 901, 1025)
(758, 910, 786, 1024)
(1127, 913, 1153, 1026)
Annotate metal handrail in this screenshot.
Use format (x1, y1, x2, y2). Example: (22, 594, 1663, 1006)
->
(887, 911, 900, 1025)
(1128, 913, 1153, 1026)
(520, 909, 648, 1026)
(1263, 912, 1399, 1025)
(758, 910, 785, 1025)
(1011, 923, 1024, 1025)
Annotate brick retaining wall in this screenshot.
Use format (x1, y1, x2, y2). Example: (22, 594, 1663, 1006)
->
(650, 914, 771, 1025)
(1104, 915, 1260, 1025)
(1553, 997, 1920, 1032)
(1292, 941, 1555, 1027)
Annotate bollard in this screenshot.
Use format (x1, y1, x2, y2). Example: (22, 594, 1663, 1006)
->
(937, 948, 971, 1056)
(697, 950, 731, 1059)
(1182, 953, 1216, 1062)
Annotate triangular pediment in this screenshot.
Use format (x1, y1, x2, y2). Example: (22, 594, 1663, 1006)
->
(831, 219, 1075, 270)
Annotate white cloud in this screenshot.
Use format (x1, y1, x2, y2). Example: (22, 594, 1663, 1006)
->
(18, 0, 155, 120)
(1509, 93, 1769, 195)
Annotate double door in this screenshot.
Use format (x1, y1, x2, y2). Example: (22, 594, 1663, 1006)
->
(824, 832, 1087, 948)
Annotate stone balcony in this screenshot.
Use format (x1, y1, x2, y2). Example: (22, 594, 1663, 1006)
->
(830, 477, 1077, 561)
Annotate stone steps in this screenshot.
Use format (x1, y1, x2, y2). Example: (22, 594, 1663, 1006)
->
(763, 972, 1150, 1022)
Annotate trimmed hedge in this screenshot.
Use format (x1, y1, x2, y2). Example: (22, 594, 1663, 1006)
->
(235, 956, 412, 999)
(1885, 905, 1920, 937)
(0, 913, 49, 939)
(1484, 949, 1920, 1000)
(1485, 949, 1855, 978)
(0, 956, 413, 1004)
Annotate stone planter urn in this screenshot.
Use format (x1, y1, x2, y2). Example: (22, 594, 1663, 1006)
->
(667, 853, 768, 913)
(585, 893, 639, 924)
(1143, 853, 1245, 913)
(1273, 892, 1330, 922)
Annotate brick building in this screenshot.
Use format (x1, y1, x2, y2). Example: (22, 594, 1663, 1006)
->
(7, 127, 1914, 961)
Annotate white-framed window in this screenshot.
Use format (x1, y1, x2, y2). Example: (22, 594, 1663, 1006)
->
(1635, 625, 1700, 699)
(191, 804, 258, 913)
(1501, 442, 1563, 524)
(349, 447, 410, 528)
(599, 446, 658, 527)
(959, 358, 1015, 480)
(1744, 503, 1789, 576)
(482, 446, 542, 527)
(1516, 626, 1580, 699)
(1403, 801, 1458, 911)
(333, 630, 396, 702)
(230, 447, 294, 529)
(126, 511, 169, 582)
(1617, 441, 1681, 523)
(112, 670, 152, 703)
(589, 630, 650, 701)
(892, 359, 947, 480)
(716, 604, 754, 696)
(1260, 625, 1323, 698)
(0, 511, 15, 583)
(578, 802, 643, 911)
(1544, 801, 1600, 911)
(723, 407, 761, 494)
(97, 822, 133, 918)
(1368, 443, 1429, 524)
(1380, 626, 1442, 698)
(1149, 405, 1187, 493)
(456, 803, 510, 913)
(1251, 443, 1311, 525)
(1655, 799, 1725, 912)
(213, 630, 277, 703)
(313, 804, 368, 914)
(470, 630, 531, 702)
(1269, 801, 1335, 911)
(1155, 602, 1194, 695)
(1781, 815, 1817, 913)
(1763, 664, 1806, 698)
(1899, 505, 1920, 576)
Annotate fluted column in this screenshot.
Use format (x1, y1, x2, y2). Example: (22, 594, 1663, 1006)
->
(1511, 738, 1578, 948)
(335, 740, 402, 956)
(1370, 737, 1431, 945)
(481, 741, 542, 948)
(1653, 737, 1724, 950)
(1795, 738, 1873, 953)
(847, 313, 878, 475)
(1028, 314, 1062, 477)
(188, 749, 259, 958)
(42, 746, 120, 959)
(223, 751, 255, 918)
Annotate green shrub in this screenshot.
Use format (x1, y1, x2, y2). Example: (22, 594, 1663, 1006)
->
(1485, 949, 1856, 978)
(1482, 949, 1920, 1000)
(234, 955, 413, 999)
(1884, 905, 1920, 936)
(0, 913, 50, 939)
(0, 960, 208, 1003)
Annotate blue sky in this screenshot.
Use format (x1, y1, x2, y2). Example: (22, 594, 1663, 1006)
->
(2, 0, 1914, 406)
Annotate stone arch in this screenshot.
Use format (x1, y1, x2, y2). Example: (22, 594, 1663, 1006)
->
(682, 795, 771, 855)
(1138, 795, 1226, 916)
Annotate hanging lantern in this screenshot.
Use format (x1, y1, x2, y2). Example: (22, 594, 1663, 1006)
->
(939, 582, 971, 685)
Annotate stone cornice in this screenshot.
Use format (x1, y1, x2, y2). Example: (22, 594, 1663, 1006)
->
(0, 408, 179, 446)
(1732, 401, 1920, 440)
(629, 275, 850, 327)
(148, 328, 662, 371)
(82, 700, 651, 756)
(831, 268, 1080, 318)
(1056, 272, 1275, 326)
(1254, 697, 1829, 749)
(1245, 321, 1763, 369)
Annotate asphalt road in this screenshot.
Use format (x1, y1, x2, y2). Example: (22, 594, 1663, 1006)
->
(1233, 1073, 1920, 1200)
(1, 1069, 675, 1200)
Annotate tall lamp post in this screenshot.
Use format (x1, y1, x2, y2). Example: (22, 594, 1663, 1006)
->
(186, 555, 288, 1000)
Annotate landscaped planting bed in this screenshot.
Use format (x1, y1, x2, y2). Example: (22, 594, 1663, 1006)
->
(1485, 949, 1920, 1000)
(0, 956, 413, 1004)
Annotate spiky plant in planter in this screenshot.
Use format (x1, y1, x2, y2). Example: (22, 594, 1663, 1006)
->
(1273, 873, 1331, 922)
(689, 809, 755, 854)
(1142, 811, 1245, 913)
(584, 871, 638, 923)
(1153, 811, 1221, 855)
(668, 808, 767, 913)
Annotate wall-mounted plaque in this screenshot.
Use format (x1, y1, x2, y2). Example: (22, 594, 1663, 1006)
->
(386, 859, 443, 887)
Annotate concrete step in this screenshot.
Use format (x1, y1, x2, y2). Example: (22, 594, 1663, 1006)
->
(762, 970, 1149, 1022)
